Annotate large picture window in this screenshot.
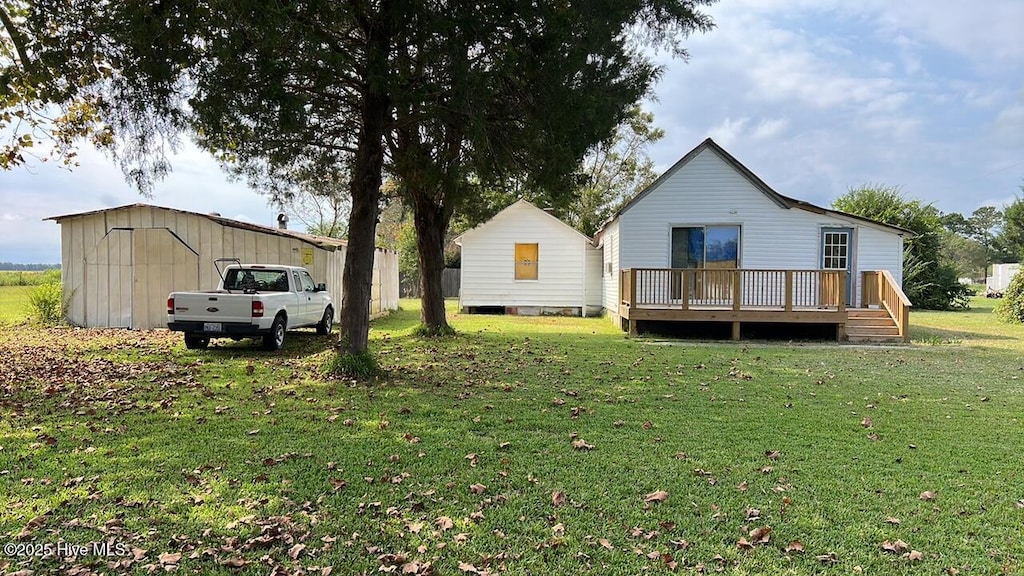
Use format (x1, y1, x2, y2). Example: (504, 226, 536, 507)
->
(671, 226, 740, 269)
(514, 243, 539, 280)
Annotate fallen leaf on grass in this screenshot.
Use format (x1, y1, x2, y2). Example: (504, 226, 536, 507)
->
(644, 490, 669, 503)
(907, 550, 923, 561)
(920, 491, 937, 501)
(881, 540, 909, 553)
(765, 450, 780, 460)
(288, 543, 306, 559)
(551, 491, 566, 507)
(816, 552, 838, 564)
(736, 537, 753, 550)
(552, 523, 565, 537)
(458, 561, 480, 574)
(749, 526, 771, 544)
(159, 552, 182, 565)
(885, 516, 901, 525)
(436, 516, 454, 531)
(598, 538, 614, 550)
(402, 560, 432, 574)
(785, 540, 804, 553)
(469, 483, 486, 495)
(571, 439, 594, 450)
(221, 557, 248, 568)
(861, 417, 873, 428)
(465, 453, 478, 467)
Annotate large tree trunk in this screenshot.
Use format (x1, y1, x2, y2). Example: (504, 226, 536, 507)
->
(413, 195, 452, 334)
(337, 4, 392, 355)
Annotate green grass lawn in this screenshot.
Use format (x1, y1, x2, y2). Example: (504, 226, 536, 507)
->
(1, 293, 1022, 575)
(0, 286, 34, 324)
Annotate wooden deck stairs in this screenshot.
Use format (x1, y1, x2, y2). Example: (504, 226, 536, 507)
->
(846, 309, 903, 343)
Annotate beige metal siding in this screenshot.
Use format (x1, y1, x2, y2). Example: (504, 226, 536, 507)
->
(56, 205, 397, 329)
(132, 228, 199, 329)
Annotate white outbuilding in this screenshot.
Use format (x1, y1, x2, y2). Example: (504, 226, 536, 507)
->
(47, 203, 398, 329)
(455, 199, 603, 316)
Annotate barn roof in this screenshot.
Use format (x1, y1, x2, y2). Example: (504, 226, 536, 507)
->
(46, 203, 348, 251)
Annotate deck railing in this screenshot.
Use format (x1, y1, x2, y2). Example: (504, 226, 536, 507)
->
(620, 268, 846, 311)
(861, 270, 912, 339)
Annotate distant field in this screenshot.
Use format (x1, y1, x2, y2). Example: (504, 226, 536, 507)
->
(0, 269, 60, 287)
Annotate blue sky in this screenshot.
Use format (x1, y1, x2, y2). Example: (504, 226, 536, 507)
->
(2, 0, 1022, 264)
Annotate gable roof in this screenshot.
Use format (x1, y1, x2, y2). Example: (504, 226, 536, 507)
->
(594, 138, 914, 242)
(454, 199, 592, 245)
(46, 203, 349, 251)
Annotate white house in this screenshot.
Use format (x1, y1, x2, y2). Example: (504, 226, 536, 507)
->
(594, 138, 913, 340)
(47, 204, 399, 329)
(455, 199, 603, 316)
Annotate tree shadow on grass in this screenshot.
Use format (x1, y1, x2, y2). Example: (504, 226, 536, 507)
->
(189, 329, 338, 359)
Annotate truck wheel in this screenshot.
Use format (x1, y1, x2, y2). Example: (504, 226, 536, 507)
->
(184, 333, 209, 350)
(316, 306, 334, 335)
(262, 315, 286, 351)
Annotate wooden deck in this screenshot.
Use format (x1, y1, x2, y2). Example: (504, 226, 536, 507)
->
(619, 268, 911, 342)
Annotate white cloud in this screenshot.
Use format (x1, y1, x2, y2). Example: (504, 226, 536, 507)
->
(708, 117, 749, 147)
(751, 118, 789, 140)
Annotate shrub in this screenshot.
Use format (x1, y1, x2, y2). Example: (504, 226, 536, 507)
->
(995, 271, 1024, 324)
(29, 282, 67, 325)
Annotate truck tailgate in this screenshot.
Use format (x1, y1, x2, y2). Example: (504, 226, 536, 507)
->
(170, 292, 254, 324)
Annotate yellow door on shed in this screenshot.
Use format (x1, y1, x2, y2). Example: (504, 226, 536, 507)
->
(514, 243, 538, 280)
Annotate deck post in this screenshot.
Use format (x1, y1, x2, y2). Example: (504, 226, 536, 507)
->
(681, 270, 689, 310)
(838, 271, 847, 313)
(784, 271, 793, 312)
(628, 319, 638, 337)
(732, 270, 741, 312)
(629, 269, 637, 309)
(731, 321, 740, 340)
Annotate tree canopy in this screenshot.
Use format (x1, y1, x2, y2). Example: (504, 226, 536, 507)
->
(833, 185, 969, 310)
(4, 0, 716, 359)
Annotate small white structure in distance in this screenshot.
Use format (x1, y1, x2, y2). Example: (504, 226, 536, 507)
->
(988, 263, 1020, 292)
(455, 199, 603, 317)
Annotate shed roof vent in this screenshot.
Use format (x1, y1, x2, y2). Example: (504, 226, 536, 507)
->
(277, 213, 289, 230)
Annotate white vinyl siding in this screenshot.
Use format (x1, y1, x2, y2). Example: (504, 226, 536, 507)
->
(611, 147, 904, 308)
(459, 200, 601, 314)
(854, 225, 904, 301)
(600, 220, 621, 317)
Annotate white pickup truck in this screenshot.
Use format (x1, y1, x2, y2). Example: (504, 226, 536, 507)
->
(167, 262, 333, 350)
